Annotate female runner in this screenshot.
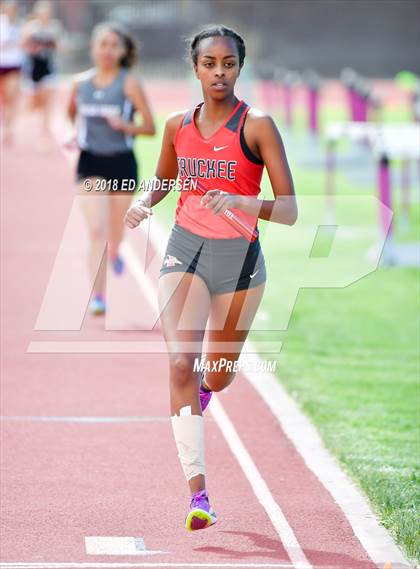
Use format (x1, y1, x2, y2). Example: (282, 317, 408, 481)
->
(0, 0, 23, 145)
(124, 25, 296, 530)
(21, 0, 63, 149)
(67, 22, 155, 314)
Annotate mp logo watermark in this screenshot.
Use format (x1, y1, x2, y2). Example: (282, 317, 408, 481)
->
(28, 194, 392, 355)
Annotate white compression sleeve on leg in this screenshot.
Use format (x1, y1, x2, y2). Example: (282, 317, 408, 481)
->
(170, 411, 205, 481)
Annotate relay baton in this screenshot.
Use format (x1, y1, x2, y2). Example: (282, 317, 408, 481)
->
(191, 179, 259, 242)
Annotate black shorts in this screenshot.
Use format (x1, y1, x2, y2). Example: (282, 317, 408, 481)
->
(31, 55, 52, 83)
(76, 149, 138, 191)
(159, 223, 267, 294)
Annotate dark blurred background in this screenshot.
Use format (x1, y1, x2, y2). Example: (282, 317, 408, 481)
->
(15, 0, 420, 78)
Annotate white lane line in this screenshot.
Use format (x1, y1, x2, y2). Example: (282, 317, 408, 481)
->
(116, 217, 309, 567)
(138, 213, 167, 257)
(27, 341, 281, 354)
(0, 416, 169, 423)
(85, 536, 166, 556)
(48, 111, 410, 569)
(0, 564, 297, 568)
(241, 348, 412, 569)
(115, 195, 311, 567)
(210, 395, 312, 569)
(119, 240, 160, 316)
(47, 113, 304, 565)
(139, 215, 411, 569)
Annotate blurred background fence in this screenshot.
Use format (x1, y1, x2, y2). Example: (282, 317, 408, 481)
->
(14, 0, 420, 78)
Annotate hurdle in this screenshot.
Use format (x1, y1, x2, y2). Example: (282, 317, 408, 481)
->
(303, 68, 322, 136)
(340, 68, 381, 123)
(273, 67, 300, 130)
(324, 121, 420, 266)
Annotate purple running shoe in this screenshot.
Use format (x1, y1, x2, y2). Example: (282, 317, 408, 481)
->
(185, 489, 217, 531)
(112, 255, 124, 275)
(89, 295, 106, 315)
(199, 370, 213, 412)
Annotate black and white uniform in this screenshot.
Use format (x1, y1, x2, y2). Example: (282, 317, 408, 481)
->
(75, 68, 138, 190)
(22, 19, 60, 89)
(0, 13, 23, 75)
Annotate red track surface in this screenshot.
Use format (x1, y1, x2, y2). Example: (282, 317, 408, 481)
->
(0, 92, 404, 569)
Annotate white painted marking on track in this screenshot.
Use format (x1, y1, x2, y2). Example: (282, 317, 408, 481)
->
(47, 109, 411, 569)
(120, 216, 334, 567)
(143, 217, 412, 568)
(210, 395, 312, 569)
(138, 214, 168, 257)
(26, 340, 281, 354)
(0, 562, 298, 569)
(0, 416, 169, 423)
(136, 212, 412, 569)
(119, 240, 160, 315)
(241, 346, 412, 569)
(84, 536, 166, 556)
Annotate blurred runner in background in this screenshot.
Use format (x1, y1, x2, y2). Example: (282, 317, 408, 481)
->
(21, 0, 63, 150)
(0, 0, 23, 146)
(67, 22, 156, 315)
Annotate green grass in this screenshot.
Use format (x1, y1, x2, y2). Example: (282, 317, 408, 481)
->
(134, 106, 420, 563)
(258, 269, 420, 561)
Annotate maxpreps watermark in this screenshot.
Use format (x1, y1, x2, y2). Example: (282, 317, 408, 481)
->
(193, 357, 277, 374)
(82, 177, 198, 192)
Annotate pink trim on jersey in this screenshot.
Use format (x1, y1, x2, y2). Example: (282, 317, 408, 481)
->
(173, 99, 264, 239)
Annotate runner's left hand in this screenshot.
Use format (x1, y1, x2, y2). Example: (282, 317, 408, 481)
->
(63, 135, 79, 150)
(106, 116, 130, 132)
(201, 190, 239, 215)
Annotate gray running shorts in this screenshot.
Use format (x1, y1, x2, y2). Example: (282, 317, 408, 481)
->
(159, 223, 267, 294)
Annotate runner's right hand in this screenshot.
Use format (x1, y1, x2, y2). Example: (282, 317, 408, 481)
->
(124, 201, 153, 229)
(63, 135, 79, 150)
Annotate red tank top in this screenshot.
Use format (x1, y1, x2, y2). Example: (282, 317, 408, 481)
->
(173, 99, 264, 239)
